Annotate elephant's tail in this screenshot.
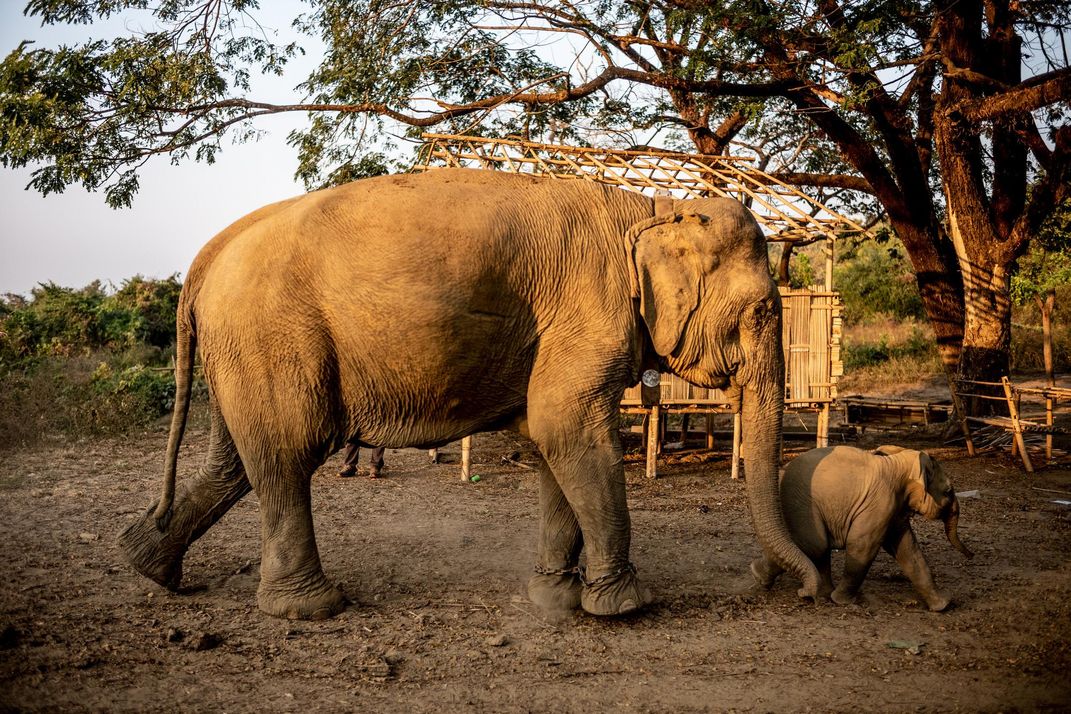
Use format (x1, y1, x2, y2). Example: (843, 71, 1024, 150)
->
(152, 299, 196, 531)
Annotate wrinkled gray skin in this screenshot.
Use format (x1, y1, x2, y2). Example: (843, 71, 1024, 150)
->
(119, 168, 819, 620)
(751, 445, 973, 611)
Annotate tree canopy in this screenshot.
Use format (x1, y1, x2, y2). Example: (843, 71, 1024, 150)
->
(2, 0, 1069, 385)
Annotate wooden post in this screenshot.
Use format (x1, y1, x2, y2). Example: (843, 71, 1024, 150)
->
(1002, 377, 1033, 473)
(816, 404, 830, 448)
(1046, 393, 1054, 463)
(1011, 392, 1021, 459)
(646, 405, 660, 479)
(824, 236, 834, 291)
(948, 376, 977, 457)
(460, 436, 472, 481)
(706, 413, 716, 450)
(640, 369, 661, 479)
(731, 412, 742, 480)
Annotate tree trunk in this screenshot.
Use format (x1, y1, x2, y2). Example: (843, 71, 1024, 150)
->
(939, 152, 1015, 411)
(942, 184, 1015, 413)
(777, 243, 794, 287)
(1038, 291, 1055, 386)
(934, 0, 1025, 413)
(886, 218, 965, 371)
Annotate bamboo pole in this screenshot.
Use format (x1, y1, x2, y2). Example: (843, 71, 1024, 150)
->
(817, 405, 830, 448)
(1002, 377, 1033, 473)
(824, 237, 834, 290)
(646, 406, 660, 479)
(1047, 394, 1054, 463)
(461, 436, 473, 481)
(948, 377, 977, 457)
(731, 412, 742, 480)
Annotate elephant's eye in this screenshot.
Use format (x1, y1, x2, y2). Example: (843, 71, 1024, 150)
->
(747, 302, 769, 326)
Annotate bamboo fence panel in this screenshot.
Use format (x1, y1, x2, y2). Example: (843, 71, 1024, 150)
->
(621, 289, 842, 411)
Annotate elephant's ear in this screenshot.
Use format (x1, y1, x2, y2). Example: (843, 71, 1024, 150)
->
(633, 214, 707, 355)
(905, 451, 942, 519)
(873, 444, 907, 456)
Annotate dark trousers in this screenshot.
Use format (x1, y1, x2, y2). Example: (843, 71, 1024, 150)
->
(342, 440, 385, 471)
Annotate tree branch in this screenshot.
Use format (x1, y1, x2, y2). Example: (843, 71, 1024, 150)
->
(170, 65, 788, 128)
(958, 66, 1071, 121)
(767, 172, 874, 193)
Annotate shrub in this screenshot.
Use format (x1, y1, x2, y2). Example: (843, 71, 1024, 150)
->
(0, 276, 187, 451)
(834, 240, 925, 325)
(839, 321, 942, 392)
(0, 275, 182, 368)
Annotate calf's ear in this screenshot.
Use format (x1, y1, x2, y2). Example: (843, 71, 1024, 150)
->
(905, 451, 941, 519)
(873, 444, 907, 456)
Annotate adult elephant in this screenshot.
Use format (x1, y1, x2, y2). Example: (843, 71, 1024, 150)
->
(120, 168, 820, 620)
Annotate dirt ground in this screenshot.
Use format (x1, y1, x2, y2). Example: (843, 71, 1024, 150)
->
(1, 408, 1070, 713)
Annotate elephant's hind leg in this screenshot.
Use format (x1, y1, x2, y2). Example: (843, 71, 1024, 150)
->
(527, 456, 583, 613)
(251, 462, 346, 620)
(831, 523, 882, 606)
(119, 399, 251, 590)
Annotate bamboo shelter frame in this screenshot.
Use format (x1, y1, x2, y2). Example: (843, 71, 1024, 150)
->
(413, 134, 861, 478)
(415, 133, 870, 290)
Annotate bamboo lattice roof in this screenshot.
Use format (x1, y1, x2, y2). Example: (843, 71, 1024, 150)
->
(414, 133, 870, 244)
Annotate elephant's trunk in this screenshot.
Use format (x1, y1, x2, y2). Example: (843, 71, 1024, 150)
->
(942, 494, 974, 559)
(741, 383, 820, 599)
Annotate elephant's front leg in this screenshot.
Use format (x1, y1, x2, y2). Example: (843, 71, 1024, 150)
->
(831, 524, 883, 606)
(527, 456, 584, 612)
(251, 467, 347, 620)
(882, 518, 952, 612)
(528, 409, 652, 616)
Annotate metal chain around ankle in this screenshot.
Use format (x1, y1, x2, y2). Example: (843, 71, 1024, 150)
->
(579, 562, 638, 588)
(533, 564, 580, 577)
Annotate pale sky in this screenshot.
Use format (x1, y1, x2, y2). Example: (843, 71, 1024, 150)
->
(0, 4, 315, 297)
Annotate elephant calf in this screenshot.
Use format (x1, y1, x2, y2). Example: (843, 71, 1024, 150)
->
(751, 445, 973, 611)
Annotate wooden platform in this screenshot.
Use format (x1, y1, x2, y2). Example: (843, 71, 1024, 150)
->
(840, 396, 953, 428)
(952, 377, 1071, 472)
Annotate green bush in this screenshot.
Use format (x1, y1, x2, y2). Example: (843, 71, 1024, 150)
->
(0, 276, 187, 451)
(843, 326, 935, 371)
(834, 240, 925, 325)
(89, 363, 176, 425)
(0, 354, 184, 450)
(0, 275, 182, 367)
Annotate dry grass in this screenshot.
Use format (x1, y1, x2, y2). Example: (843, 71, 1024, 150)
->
(838, 316, 943, 394)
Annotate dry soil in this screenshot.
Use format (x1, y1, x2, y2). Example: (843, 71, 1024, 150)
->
(1, 415, 1069, 712)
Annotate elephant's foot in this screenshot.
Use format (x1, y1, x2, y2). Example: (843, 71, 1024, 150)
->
(580, 564, 652, 616)
(923, 590, 952, 612)
(256, 577, 348, 620)
(527, 567, 582, 612)
(749, 557, 781, 589)
(118, 505, 186, 591)
(830, 585, 861, 606)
